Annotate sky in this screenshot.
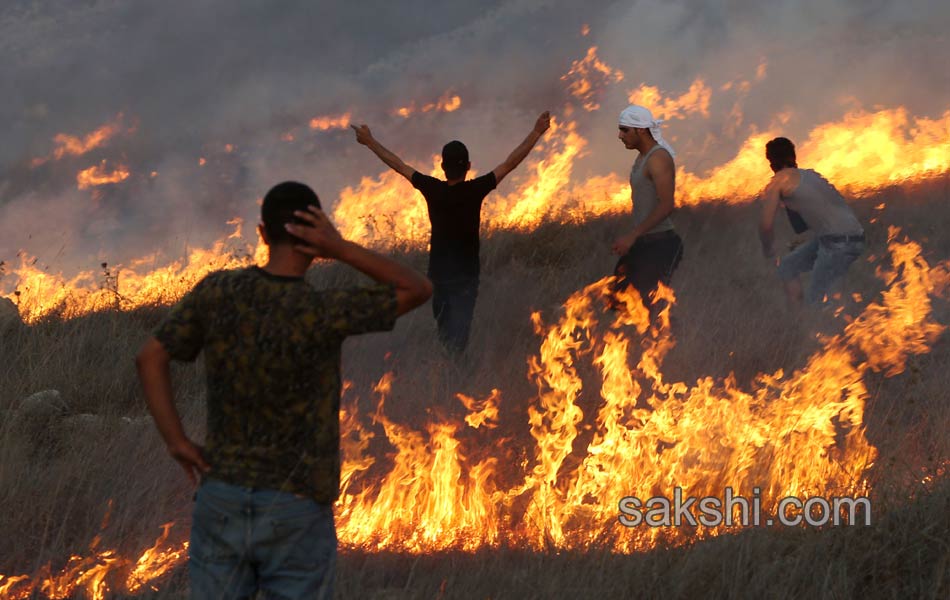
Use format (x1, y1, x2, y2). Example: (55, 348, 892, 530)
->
(1, 0, 947, 272)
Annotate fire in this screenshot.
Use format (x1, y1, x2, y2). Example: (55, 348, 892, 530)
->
(309, 112, 352, 131)
(5, 100, 949, 324)
(333, 232, 941, 553)
(678, 107, 950, 204)
(3, 229, 263, 324)
(331, 157, 440, 247)
(335, 374, 503, 552)
(125, 524, 188, 593)
(627, 78, 712, 120)
(560, 46, 624, 111)
(75, 161, 131, 190)
(331, 118, 629, 247)
(31, 116, 125, 167)
(0, 525, 186, 600)
(801, 107, 950, 195)
(1, 233, 945, 595)
(392, 91, 462, 118)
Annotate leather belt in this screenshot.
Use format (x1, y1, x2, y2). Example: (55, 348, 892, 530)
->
(820, 233, 865, 243)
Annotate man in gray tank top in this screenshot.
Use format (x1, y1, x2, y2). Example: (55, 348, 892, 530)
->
(759, 137, 865, 306)
(610, 105, 684, 315)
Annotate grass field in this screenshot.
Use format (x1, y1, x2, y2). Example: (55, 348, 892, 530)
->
(1, 180, 948, 599)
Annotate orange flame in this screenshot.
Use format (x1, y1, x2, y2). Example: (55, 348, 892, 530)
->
(31, 116, 125, 167)
(561, 46, 624, 111)
(392, 92, 462, 118)
(309, 112, 352, 131)
(125, 524, 188, 594)
(3, 229, 265, 324)
(678, 107, 950, 204)
(76, 161, 131, 190)
(1, 234, 945, 595)
(0, 524, 187, 600)
(627, 78, 713, 120)
(5, 101, 950, 325)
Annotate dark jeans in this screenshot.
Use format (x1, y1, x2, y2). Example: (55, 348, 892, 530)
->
(612, 230, 684, 314)
(431, 276, 479, 353)
(189, 479, 336, 600)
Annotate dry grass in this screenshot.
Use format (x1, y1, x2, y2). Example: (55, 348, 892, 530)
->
(1, 181, 949, 598)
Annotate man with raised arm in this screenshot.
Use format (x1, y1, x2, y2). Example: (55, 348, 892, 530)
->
(758, 137, 865, 307)
(611, 105, 684, 316)
(351, 111, 551, 353)
(136, 181, 431, 600)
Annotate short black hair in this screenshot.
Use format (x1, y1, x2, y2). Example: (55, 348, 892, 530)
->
(441, 140, 469, 180)
(261, 181, 321, 245)
(765, 137, 797, 171)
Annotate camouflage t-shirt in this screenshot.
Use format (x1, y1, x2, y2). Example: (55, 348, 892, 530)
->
(153, 266, 397, 503)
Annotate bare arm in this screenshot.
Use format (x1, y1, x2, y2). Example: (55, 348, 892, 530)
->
(351, 124, 416, 181)
(611, 149, 676, 255)
(136, 338, 210, 485)
(759, 177, 784, 259)
(285, 206, 432, 315)
(491, 111, 551, 184)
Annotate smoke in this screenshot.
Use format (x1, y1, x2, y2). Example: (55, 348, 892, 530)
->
(1, 0, 948, 272)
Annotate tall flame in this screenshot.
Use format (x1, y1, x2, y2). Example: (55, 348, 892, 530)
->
(1, 233, 946, 596)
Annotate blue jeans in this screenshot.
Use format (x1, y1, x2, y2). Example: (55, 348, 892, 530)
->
(778, 235, 865, 304)
(189, 479, 336, 600)
(431, 277, 479, 354)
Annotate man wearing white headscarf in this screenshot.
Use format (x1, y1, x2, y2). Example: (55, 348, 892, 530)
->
(610, 104, 684, 314)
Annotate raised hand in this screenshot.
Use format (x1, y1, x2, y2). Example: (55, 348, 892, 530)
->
(351, 124, 374, 146)
(534, 111, 552, 135)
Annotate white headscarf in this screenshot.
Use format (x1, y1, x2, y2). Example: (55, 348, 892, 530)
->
(619, 105, 675, 158)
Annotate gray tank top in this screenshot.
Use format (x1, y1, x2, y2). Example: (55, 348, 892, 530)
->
(630, 145, 675, 234)
(782, 169, 863, 236)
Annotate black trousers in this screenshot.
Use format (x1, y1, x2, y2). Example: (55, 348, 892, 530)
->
(431, 276, 479, 354)
(612, 231, 684, 313)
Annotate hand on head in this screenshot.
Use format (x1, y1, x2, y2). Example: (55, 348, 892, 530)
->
(284, 205, 346, 259)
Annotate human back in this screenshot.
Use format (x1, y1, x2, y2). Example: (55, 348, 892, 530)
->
(137, 180, 431, 599)
(411, 171, 496, 280)
(781, 169, 863, 236)
(350, 112, 551, 353)
(154, 265, 396, 502)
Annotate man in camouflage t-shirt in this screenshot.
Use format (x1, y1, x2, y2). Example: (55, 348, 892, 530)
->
(136, 181, 431, 600)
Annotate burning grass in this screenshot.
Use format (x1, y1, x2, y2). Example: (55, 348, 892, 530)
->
(1, 184, 949, 598)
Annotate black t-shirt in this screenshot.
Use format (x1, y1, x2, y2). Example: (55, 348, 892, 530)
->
(411, 171, 497, 280)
